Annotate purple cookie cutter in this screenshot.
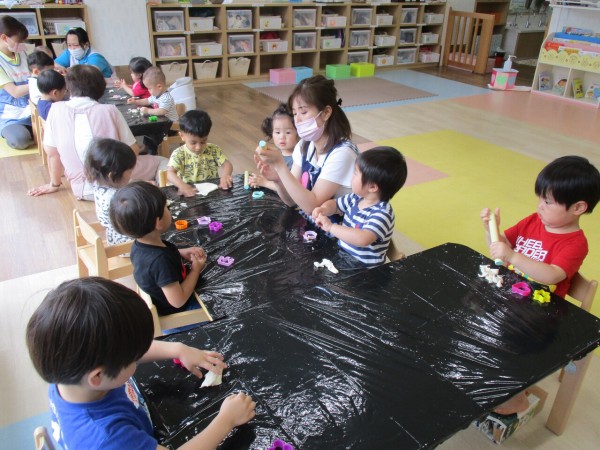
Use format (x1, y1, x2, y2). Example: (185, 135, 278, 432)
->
(268, 439, 293, 450)
(208, 221, 223, 232)
(511, 282, 531, 296)
(217, 256, 234, 267)
(197, 216, 211, 225)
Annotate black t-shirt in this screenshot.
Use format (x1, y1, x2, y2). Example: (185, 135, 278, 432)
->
(131, 240, 194, 315)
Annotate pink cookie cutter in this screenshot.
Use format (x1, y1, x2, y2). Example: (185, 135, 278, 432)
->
(209, 221, 223, 232)
(217, 256, 234, 267)
(197, 216, 211, 225)
(303, 231, 317, 242)
(511, 282, 531, 296)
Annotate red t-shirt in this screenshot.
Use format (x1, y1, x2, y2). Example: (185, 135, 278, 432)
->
(504, 213, 588, 297)
(132, 81, 150, 99)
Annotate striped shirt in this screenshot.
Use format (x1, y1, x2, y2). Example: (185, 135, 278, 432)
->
(336, 193, 395, 266)
(148, 91, 178, 122)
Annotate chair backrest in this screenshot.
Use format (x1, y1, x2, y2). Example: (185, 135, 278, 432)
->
(567, 272, 597, 312)
(33, 426, 55, 450)
(386, 229, 406, 262)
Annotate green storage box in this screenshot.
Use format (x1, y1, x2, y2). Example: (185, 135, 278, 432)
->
(350, 62, 375, 78)
(326, 64, 351, 80)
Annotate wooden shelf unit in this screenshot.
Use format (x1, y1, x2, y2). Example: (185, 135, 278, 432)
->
(0, 3, 89, 57)
(146, 2, 447, 86)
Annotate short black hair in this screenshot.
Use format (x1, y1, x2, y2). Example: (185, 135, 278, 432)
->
(27, 50, 54, 71)
(110, 181, 167, 239)
(84, 138, 137, 186)
(0, 15, 28, 41)
(36, 69, 65, 95)
(26, 277, 153, 384)
(356, 146, 407, 202)
(129, 56, 152, 89)
(261, 103, 294, 138)
(66, 64, 106, 100)
(65, 27, 89, 46)
(179, 109, 212, 137)
(535, 155, 600, 213)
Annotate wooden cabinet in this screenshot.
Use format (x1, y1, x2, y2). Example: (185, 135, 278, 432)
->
(0, 3, 89, 58)
(146, 2, 447, 86)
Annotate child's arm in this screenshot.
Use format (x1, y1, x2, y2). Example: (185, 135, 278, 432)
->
(139, 341, 227, 376)
(248, 173, 278, 191)
(140, 105, 167, 116)
(115, 79, 134, 96)
(218, 160, 233, 190)
(315, 214, 378, 247)
(127, 97, 150, 106)
(312, 199, 339, 221)
(161, 250, 206, 308)
(167, 166, 198, 197)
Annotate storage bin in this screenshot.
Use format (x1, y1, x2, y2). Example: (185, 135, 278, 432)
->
(270, 68, 296, 84)
(293, 9, 316, 28)
(351, 9, 372, 26)
(0, 12, 38, 35)
(154, 10, 184, 32)
(397, 48, 417, 65)
(192, 41, 222, 57)
(423, 13, 445, 25)
(373, 54, 394, 67)
(375, 14, 393, 26)
(228, 34, 254, 54)
(418, 52, 441, 63)
(420, 33, 439, 45)
(194, 60, 219, 80)
(260, 16, 282, 29)
(321, 37, 342, 50)
(159, 62, 188, 85)
(350, 30, 371, 48)
(374, 34, 395, 47)
(42, 17, 85, 36)
(347, 51, 369, 64)
(292, 66, 313, 83)
(326, 64, 351, 80)
(190, 17, 214, 32)
(399, 28, 417, 45)
(261, 40, 288, 52)
(228, 57, 251, 77)
(350, 62, 375, 78)
(157, 37, 187, 58)
(293, 32, 316, 51)
(401, 8, 418, 24)
(227, 10, 252, 30)
(321, 15, 347, 28)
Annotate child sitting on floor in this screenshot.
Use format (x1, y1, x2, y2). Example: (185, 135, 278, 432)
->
(35, 69, 66, 121)
(26, 50, 54, 105)
(110, 181, 208, 316)
(115, 56, 152, 99)
(167, 109, 233, 196)
(26, 277, 255, 450)
(84, 138, 136, 246)
(480, 155, 600, 414)
(312, 146, 407, 266)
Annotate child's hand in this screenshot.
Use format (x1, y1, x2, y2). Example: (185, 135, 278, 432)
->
(177, 344, 227, 378)
(180, 246, 205, 261)
(490, 241, 513, 264)
(253, 154, 280, 182)
(219, 174, 233, 190)
(126, 97, 137, 104)
(190, 251, 207, 274)
(315, 213, 333, 232)
(218, 392, 256, 428)
(179, 185, 198, 197)
(312, 206, 326, 220)
(248, 173, 264, 188)
(480, 208, 501, 230)
(140, 106, 149, 115)
(115, 78, 125, 89)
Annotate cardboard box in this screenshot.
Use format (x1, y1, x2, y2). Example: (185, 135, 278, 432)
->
(350, 62, 375, 78)
(418, 52, 440, 63)
(376, 14, 393, 26)
(261, 40, 288, 53)
(476, 386, 548, 444)
(321, 37, 342, 50)
(490, 68, 518, 90)
(421, 33, 439, 45)
(192, 41, 222, 57)
(374, 35, 395, 47)
(326, 64, 351, 80)
(321, 15, 346, 28)
(423, 13, 445, 25)
(373, 54, 394, 67)
(292, 66, 313, 83)
(190, 17, 214, 32)
(270, 68, 296, 85)
(260, 16, 282, 29)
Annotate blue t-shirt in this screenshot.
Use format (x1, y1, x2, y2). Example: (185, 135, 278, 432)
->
(37, 99, 52, 121)
(49, 381, 156, 450)
(55, 48, 113, 78)
(336, 193, 395, 266)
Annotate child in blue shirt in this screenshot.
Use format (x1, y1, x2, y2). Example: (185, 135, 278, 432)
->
(312, 146, 407, 266)
(26, 277, 256, 450)
(35, 69, 66, 120)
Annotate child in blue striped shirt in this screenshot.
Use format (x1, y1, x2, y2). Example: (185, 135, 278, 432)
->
(312, 146, 407, 266)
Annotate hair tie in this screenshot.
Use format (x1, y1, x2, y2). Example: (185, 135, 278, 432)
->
(337, 98, 343, 107)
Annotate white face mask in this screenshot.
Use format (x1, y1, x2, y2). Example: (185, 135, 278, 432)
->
(5, 37, 25, 53)
(69, 47, 86, 60)
(296, 111, 324, 142)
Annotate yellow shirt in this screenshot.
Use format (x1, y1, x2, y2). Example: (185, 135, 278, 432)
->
(168, 143, 228, 183)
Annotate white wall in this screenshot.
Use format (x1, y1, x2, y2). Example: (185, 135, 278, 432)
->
(85, 0, 151, 66)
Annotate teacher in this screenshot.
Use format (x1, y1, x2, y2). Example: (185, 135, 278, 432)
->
(54, 27, 114, 79)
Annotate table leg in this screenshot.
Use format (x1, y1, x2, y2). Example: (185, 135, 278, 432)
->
(545, 353, 593, 435)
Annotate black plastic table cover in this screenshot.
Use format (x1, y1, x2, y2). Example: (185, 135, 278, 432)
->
(133, 243, 600, 449)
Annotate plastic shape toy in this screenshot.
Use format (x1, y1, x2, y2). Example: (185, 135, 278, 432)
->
(148, 115, 158, 122)
(175, 220, 188, 230)
(532, 289, 551, 305)
(252, 191, 265, 199)
(197, 216, 211, 226)
(209, 221, 223, 232)
(511, 282, 531, 297)
(244, 170, 250, 190)
(268, 439, 294, 450)
(259, 140, 267, 149)
(303, 231, 317, 242)
(217, 256, 235, 267)
(173, 358, 186, 369)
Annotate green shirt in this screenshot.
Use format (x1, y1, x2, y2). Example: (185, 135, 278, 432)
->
(168, 143, 228, 183)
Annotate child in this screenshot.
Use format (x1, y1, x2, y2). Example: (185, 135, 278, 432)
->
(127, 66, 178, 121)
(84, 138, 136, 246)
(480, 156, 600, 415)
(26, 50, 54, 105)
(35, 69, 66, 120)
(26, 277, 256, 450)
(110, 181, 208, 316)
(167, 109, 233, 196)
(115, 56, 152, 99)
(312, 146, 407, 266)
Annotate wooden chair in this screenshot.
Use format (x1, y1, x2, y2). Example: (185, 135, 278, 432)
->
(158, 103, 186, 158)
(29, 99, 47, 166)
(33, 426, 55, 450)
(545, 272, 597, 435)
(386, 229, 406, 262)
(73, 209, 133, 280)
(138, 289, 213, 337)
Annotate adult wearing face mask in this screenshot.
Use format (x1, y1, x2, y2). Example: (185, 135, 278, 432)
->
(0, 16, 33, 150)
(254, 75, 358, 215)
(54, 27, 114, 79)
